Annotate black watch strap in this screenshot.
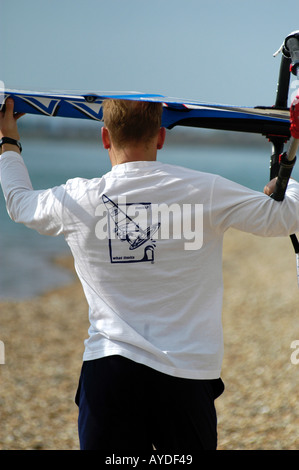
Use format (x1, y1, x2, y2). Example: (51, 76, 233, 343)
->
(0, 137, 22, 153)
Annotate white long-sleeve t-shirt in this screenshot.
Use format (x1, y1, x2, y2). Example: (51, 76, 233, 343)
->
(1, 150, 299, 379)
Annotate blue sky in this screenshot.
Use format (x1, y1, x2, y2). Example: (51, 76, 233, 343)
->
(1, 0, 299, 107)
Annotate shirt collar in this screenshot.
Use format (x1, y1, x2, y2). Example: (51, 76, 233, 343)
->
(110, 160, 163, 174)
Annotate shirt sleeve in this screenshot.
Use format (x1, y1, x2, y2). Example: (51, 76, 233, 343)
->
(210, 175, 299, 237)
(0, 151, 65, 236)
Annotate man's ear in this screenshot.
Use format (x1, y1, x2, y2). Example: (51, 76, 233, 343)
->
(157, 127, 166, 150)
(101, 127, 111, 149)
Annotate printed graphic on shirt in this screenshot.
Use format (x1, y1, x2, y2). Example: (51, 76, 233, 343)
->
(102, 194, 160, 264)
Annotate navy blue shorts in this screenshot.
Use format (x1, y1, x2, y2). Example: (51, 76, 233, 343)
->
(75, 355, 224, 451)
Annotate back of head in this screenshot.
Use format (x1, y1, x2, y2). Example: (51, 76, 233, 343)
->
(102, 99, 163, 148)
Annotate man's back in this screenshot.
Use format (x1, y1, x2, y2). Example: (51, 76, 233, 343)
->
(61, 161, 223, 379)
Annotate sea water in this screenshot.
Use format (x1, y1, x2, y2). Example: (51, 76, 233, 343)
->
(1, 132, 296, 300)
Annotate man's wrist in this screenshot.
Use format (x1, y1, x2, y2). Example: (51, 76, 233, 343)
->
(0, 137, 22, 154)
(0, 143, 21, 154)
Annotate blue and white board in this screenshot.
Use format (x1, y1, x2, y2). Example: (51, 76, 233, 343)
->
(0, 88, 291, 138)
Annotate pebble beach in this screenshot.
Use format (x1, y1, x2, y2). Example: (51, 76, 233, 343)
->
(0, 228, 299, 450)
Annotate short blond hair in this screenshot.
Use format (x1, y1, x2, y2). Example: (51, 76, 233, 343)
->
(102, 99, 163, 148)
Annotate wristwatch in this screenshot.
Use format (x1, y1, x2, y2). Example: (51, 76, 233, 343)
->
(0, 137, 22, 153)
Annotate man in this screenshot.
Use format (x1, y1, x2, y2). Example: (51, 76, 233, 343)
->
(1, 98, 299, 451)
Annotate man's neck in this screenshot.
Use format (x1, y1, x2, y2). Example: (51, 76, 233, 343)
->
(102, 127, 166, 167)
